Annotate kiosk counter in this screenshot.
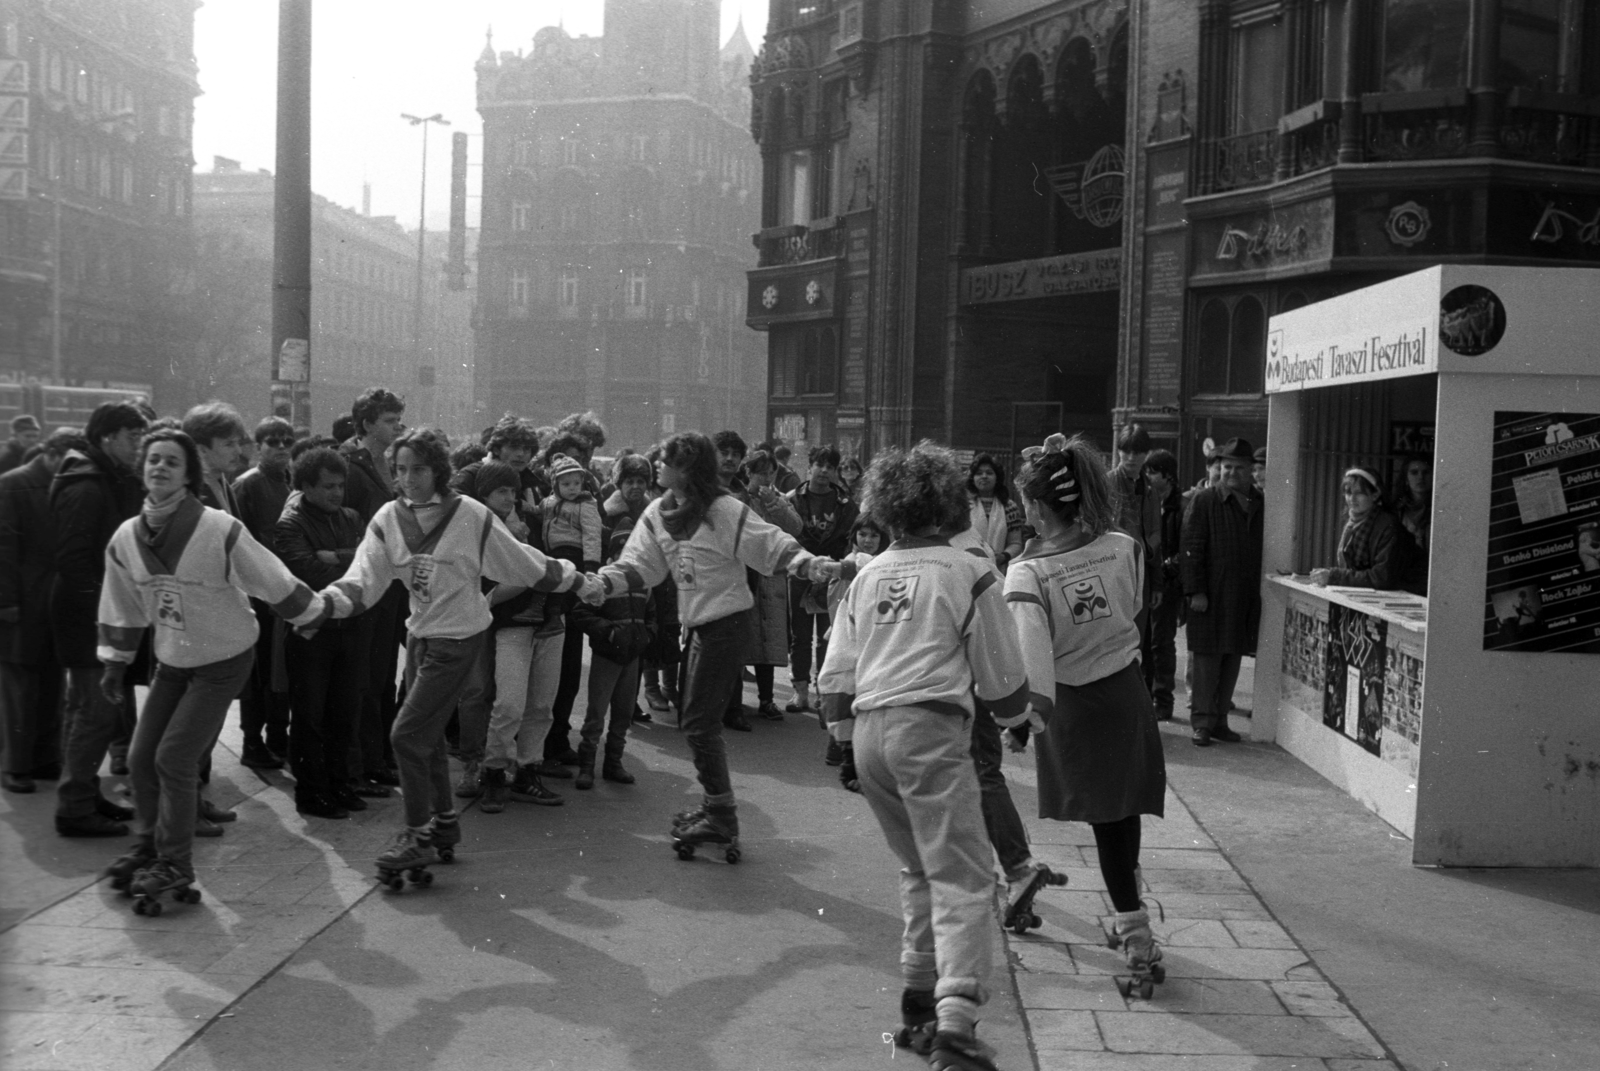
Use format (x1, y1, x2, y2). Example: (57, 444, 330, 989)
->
(1251, 265, 1600, 867)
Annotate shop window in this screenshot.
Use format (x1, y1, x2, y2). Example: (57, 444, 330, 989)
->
(1196, 299, 1231, 394)
(1381, 0, 1469, 92)
(1500, 0, 1561, 90)
(1230, 13, 1285, 134)
(1229, 297, 1266, 394)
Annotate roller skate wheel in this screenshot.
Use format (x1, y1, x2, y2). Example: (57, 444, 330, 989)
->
(145, 900, 163, 918)
(132, 899, 146, 916)
(724, 847, 741, 864)
(380, 872, 404, 892)
(410, 869, 434, 886)
(674, 845, 695, 861)
(1115, 977, 1131, 998)
(1029, 912, 1043, 930)
(179, 888, 202, 905)
(437, 848, 454, 863)
(1150, 964, 1166, 983)
(1008, 918, 1029, 936)
(1138, 978, 1155, 999)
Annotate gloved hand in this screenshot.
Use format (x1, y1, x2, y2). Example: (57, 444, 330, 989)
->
(838, 742, 860, 793)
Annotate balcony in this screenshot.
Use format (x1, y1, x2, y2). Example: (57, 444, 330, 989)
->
(1499, 89, 1600, 168)
(753, 220, 845, 268)
(1363, 89, 1471, 162)
(1203, 129, 1279, 195)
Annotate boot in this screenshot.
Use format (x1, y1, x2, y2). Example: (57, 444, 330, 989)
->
(509, 765, 564, 806)
(602, 742, 635, 784)
(454, 759, 482, 799)
(574, 743, 596, 791)
(785, 682, 812, 713)
(479, 767, 508, 813)
(643, 678, 670, 712)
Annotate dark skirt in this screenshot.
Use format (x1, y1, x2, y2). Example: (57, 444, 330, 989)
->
(1035, 659, 1167, 824)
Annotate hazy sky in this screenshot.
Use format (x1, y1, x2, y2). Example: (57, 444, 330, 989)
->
(192, 1, 768, 230)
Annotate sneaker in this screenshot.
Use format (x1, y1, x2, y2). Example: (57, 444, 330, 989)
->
(240, 740, 285, 770)
(96, 796, 135, 822)
(296, 795, 350, 819)
(55, 812, 129, 838)
(376, 827, 438, 870)
(199, 798, 237, 823)
(2, 772, 35, 793)
(1191, 727, 1212, 748)
(509, 770, 564, 806)
(454, 760, 482, 799)
(194, 816, 224, 837)
(758, 701, 784, 721)
(1211, 725, 1243, 743)
(333, 785, 369, 812)
(824, 738, 844, 766)
(784, 697, 813, 714)
(633, 706, 654, 724)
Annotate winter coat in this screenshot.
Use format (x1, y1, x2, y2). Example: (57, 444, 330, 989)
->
(233, 465, 291, 553)
(0, 455, 60, 664)
(1180, 485, 1264, 656)
(740, 486, 802, 665)
(570, 568, 656, 664)
(450, 460, 544, 532)
(49, 446, 144, 667)
(1329, 509, 1425, 595)
(338, 440, 394, 525)
(787, 484, 858, 560)
(274, 492, 366, 630)
(0, 438, 28, 475)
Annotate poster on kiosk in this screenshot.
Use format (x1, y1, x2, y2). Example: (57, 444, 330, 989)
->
(1256, 265, 1600, 867)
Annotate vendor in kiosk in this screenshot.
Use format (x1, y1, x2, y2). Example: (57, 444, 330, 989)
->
(1309, 468, 1427, 595)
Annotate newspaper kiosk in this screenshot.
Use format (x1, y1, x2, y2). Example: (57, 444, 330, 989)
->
(1251, 265, 1600, 867)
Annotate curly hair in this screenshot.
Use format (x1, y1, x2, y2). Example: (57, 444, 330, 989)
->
(614, 453, 653, 484)
(389, 427, 452, 494)
(966, 452, 1011, 504)
(450, 441, 488, 471)
(138, 428, 206, 497)
(712, 430, 747, 458)
(542, 431, 590, 467)
(1018, 435, 1116, 538)
(861, 441, 969, 535)
(291, 446, 348, 491)
(660, 432, 727, 530)
(555, 410, 607, 452)
(351, 388, 405, 437)
(487, 415, 540, 457)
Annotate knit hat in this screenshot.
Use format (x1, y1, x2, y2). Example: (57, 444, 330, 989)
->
(548, 454, 586, 482)
(474, 460, 521, 501)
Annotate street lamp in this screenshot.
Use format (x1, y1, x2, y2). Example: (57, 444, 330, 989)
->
(401, 112, 449, 383)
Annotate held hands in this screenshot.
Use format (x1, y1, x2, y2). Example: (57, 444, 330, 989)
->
(1189, 593, 1209, 613)
(809, 557, 842, 582)
(100, 662, 127, 706)
(577, 573, 607, 606)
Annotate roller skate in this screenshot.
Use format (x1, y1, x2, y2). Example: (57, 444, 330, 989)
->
(670, 798, 740, 863)
(375, 827, 440, 892)
(669, 802, 708, 831)
(1003, 862, 1068, 935)
(104, 836, 156, 896)
(890, 988, 936, 1055)
(129, 859, 201, 917)
(1108, 907, 1166, 1000)
(425, 811, 461, 862)
(926, 1029, 1001, 1071)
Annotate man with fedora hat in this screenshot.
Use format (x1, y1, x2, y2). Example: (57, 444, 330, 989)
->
(1180, 437, 1264, 747)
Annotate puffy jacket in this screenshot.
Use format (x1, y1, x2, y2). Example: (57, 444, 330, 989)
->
(274, 491, 366, 630)
(49, 447, 144, 667)
(570, 572, 655, 663)
(0, 455, 60, 664)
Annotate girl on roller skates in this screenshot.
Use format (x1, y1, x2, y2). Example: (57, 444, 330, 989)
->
(594, 432, 836, 859)
(817, 442, 1032, 1071)
(318, 429, 602, 880)
(99, 429, 336, 907)
(1004, 437, 1170, 997)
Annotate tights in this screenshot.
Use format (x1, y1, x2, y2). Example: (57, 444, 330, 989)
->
(1091, 814, 1144, 913)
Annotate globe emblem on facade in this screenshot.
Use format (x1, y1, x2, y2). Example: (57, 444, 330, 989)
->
(761, 285, 779, 310)
(1079, 144, 1126, 228)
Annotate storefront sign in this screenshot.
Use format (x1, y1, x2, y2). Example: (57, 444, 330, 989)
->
(1193, 198, 1333, 276)
(1139, 230, 1185, 406)
(1483, 410, 1600, 654)
(1265, 269, 1440, 393)
(959, 248, 1121, 305)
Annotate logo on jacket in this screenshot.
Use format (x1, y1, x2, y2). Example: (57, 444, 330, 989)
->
(410, 554, 437, 603)
(1064, 575, 1111, 625)
(874, 575, 918, 624)
(155, 588, 186, 630)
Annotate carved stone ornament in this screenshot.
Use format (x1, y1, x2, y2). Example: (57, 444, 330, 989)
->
(846, 158, 874, 212)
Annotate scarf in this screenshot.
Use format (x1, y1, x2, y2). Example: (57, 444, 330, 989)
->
(136, 491, 205, 574)
(658, 489, 712, 541)
(1337, 511, 1376, 569)
(142, 487, 188, 530)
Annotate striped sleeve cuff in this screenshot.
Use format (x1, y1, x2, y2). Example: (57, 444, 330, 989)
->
(96, 623, 143, 664)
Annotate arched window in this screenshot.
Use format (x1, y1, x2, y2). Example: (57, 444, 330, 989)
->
(1229, 297, 1265, 394)
(961, 71, 997, 250)
(1196, 299, 1230, 394)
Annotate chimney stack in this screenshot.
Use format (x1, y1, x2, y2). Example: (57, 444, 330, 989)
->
(362, 181, 371, 216)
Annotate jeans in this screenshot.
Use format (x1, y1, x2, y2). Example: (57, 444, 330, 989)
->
(286, 627, 364, 801)
(855, 705, 994, 1004)
(1, 658, 63, 776)
(788, 578, 826, 686)
(1142, 584, 1180, 713)
(454, 641, 494, 766)
(544, 614, 584, 761)
(484, 625, 564, 770)
(1189, 653, 1242, 731)
(129, 648, 254, 868)
(582, 654, 638, 759)
(681, 609, 752, 799)
(238, 602, 290, 753)
(57, 665, 130, 817)
(970, 703, 1030, 879)
(724, 663, 775, 716)
(392, 631, 488, 828)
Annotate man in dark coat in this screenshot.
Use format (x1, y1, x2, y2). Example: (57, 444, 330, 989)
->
(1180, 437, 1264, 748)
(51, 401, 147, 835)
(232, 416, 296, 769)
(339, 388, 406, 790)
(0, 430, 82, 792)
(784, 443, 858, 712)
(0, 414, 41, 474)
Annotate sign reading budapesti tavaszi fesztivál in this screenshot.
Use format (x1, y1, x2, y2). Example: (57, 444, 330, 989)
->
(1484, 410, 1600, 654)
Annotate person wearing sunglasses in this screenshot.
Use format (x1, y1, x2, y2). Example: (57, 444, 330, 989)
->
(231, 416, 298, 771)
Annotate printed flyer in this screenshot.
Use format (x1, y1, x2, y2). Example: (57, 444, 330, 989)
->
(1483, 411, 1600, 654)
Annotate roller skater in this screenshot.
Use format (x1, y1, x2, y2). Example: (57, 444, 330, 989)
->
(818, 442, 1031, 1070)
(104, 835, 156, 894)
(375, 827, 440, 891)
(129, 858, 201, 916)
(594, 432, 836, 865)
(1003, 863, 1069, 936)
(1109, 907, 1166, 1000)
(426, 810, 460, 863)
(669, 792, 740, 863)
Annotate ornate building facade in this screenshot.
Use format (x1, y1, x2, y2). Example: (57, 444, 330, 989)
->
(0, 0, 199, 399)
(748, 0, 1600, 474)
(473, 0, 765, 451)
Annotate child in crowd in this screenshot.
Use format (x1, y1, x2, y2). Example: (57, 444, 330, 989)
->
(320, 429, 600, 876)
(817, 442, 1031, 1071)
(541, 454, 602, 572)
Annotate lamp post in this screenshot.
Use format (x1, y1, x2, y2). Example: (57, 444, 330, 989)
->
(401, 112, 449, 387)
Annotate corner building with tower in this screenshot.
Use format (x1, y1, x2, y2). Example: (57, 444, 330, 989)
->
(473, 0, 766, 451)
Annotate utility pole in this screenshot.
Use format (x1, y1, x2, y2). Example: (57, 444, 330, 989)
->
(271, 0, 313, 429)
(401, 112, 449, 394)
